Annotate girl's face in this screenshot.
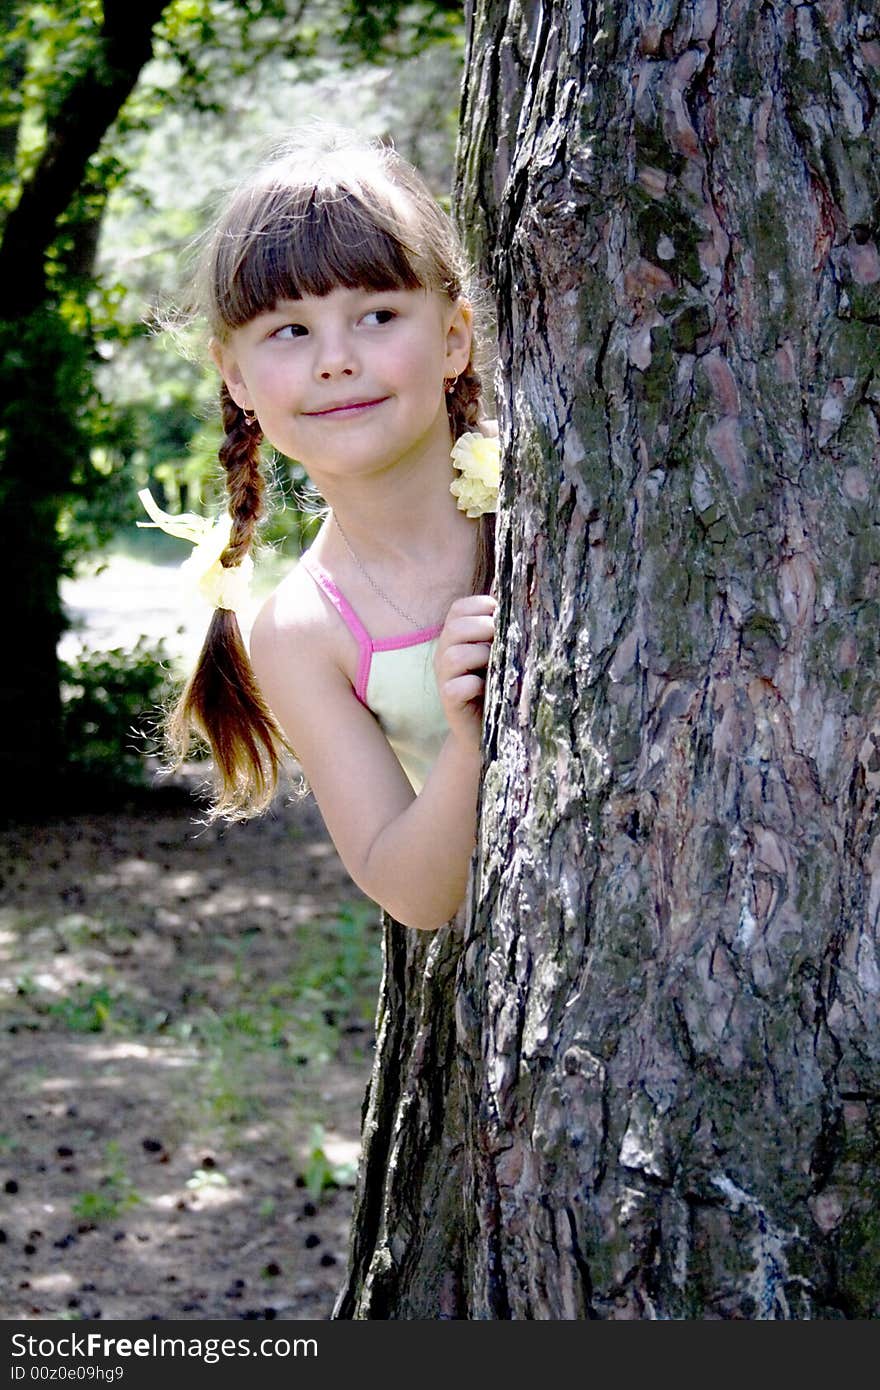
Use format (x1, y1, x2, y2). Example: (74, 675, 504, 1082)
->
(215, 286, 472, 486)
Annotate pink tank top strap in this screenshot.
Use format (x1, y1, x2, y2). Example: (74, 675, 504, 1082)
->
(299, 549, 373, 703)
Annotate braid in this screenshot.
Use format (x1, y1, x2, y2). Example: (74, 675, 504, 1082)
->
(446, 358, 496, 598)
(166, 385, 290, 820)
(219, 384, 264, 565)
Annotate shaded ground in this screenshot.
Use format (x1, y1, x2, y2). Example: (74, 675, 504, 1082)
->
(0, 772, 378, 1322)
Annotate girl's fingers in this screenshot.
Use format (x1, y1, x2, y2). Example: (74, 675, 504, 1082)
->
(441, 673, 485, 707)
(444, 594, 497, 622)
(438, 642, 492, 678)
(442, 615, 495, 645)
(435, 595, 496, 722)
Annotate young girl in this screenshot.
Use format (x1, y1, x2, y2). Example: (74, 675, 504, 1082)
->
(142, 129, 498, 932)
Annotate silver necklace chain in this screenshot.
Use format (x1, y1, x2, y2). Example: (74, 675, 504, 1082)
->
(333, 513, 425, 629)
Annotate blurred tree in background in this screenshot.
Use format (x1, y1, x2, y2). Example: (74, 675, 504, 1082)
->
(0, 0, 464, 810)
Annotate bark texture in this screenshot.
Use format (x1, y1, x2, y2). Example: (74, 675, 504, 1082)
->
(339, 0, 880, 1317)
(459, 0, 880, 1318)
(333, 915, 468, 1318)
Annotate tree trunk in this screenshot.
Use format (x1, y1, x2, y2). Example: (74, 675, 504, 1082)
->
(0, 0, 26, 188)
(338, 0, 880, 1318)
(0, 0, 168, 318)
(0, 1, 169, 807)
(332, 914, 468, 1317)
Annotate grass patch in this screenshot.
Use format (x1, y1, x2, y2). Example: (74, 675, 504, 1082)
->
(46, 985, 116, 1033)
(180, 903, 381, 1131)
(11, 979, 162, 1036)
(301, 1123, 358, 1199)
(181, 902, 380, 1060)
(71, 1142, 142, 1222)
(3, 886, 380, 1159)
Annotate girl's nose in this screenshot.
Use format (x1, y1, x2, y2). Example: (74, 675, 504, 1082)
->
(314, 332, 357, 380)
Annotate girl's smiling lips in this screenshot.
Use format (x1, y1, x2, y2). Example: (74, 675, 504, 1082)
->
(303, 396, 389, 418)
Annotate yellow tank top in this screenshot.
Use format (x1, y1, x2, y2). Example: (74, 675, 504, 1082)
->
(300, 551, 449, 793)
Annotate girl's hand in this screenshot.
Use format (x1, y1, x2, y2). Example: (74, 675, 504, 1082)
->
(434, 594, 496, 749)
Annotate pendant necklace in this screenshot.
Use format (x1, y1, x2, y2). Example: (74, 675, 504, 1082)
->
(333, 512, 425, 630)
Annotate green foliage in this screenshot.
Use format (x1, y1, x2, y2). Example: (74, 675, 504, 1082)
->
(301, 1123, 357, 1200)
(59, 635, 173, 787)
(185, 1166, 229, 1191)
(45, 983, 115, 1033)
(182, 902, 381, 1059)
(23, 974, 159, 1034)
(71, 1142, 142, 1222)
(338, 0, 465, 62)
(292, 902, 381, 1011)
(0, 306, 93, 507)
(1, 2, 103, 197)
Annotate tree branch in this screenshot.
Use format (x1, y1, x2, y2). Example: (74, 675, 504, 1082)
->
(0, 0, 170, 315)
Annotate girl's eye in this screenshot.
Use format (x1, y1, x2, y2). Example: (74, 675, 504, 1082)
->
(271, 323, 307, 340)
(362, 309, 396, 326)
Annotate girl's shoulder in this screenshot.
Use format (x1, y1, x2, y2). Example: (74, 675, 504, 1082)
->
(249, 540, 360, 702)
(247, 562, 343, 749)
(250, 552, 335, 660)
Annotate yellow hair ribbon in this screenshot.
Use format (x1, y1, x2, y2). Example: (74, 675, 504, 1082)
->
(137, 489, 253, 614)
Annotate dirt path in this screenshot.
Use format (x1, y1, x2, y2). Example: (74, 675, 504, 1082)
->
(0, 778, 376, 1322)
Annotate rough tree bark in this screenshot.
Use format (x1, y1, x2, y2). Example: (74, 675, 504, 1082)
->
(332, 916, 468, 1317)
(337, 0, 880, 1318)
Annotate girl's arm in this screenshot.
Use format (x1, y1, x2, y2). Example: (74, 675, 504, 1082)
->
(249, 587, 495, 931)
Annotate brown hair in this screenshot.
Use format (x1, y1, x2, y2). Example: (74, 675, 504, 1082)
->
(169, 128, 495, 818)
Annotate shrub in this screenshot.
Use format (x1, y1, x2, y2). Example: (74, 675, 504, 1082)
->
(60, 636, 173, 788)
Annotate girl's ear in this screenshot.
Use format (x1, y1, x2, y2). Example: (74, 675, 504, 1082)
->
(211, 339, 248, 407)
(445, 298, 473, 377)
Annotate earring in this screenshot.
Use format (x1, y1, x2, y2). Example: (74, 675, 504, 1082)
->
(445, 374, 458, 395)
(241, 405, 260, 428)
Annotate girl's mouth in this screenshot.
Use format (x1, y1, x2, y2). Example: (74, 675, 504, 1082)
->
(304, 397, 388, 418)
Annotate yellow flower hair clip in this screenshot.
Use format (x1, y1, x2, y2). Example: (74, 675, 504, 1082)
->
(137, 489, 253, 614)
(450, 432, 500, 518)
